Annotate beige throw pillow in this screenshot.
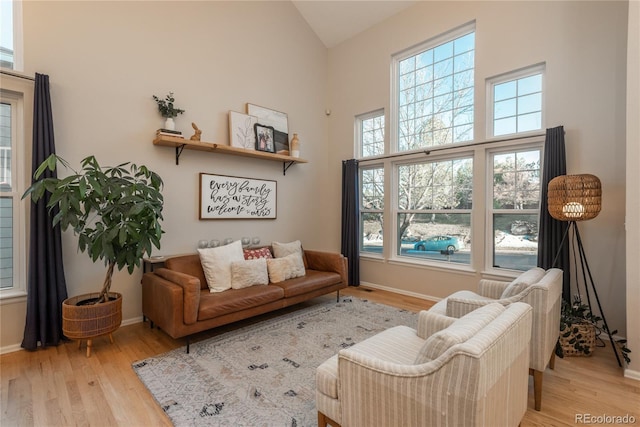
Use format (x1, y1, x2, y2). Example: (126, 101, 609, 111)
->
(414, 303, 506, 364)
(500, 267, 546, 298)
(230, 258, 269, 289)
(272, 240, 303, 258)
(198, 240, 244, 293)
(266, 253, 306, 283)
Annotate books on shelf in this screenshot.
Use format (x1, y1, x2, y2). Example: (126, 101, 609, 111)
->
(156, 128, 183, 138)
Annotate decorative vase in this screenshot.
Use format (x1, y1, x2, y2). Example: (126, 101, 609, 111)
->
(164, 117, 175, 130)
(290, 133, 300, 158)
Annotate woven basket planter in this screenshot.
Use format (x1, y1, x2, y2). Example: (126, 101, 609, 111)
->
(559, 322, 596, 357)
(62, 292, 122, 356)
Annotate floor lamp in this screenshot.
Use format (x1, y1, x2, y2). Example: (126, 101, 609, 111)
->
(548, 174, 622, 366)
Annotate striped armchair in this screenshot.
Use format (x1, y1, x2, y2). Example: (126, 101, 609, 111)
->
(428, 267, 563, 411)
(316, 302, 532, 427)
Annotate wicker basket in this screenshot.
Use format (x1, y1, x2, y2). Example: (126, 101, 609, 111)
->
(559, 322, 596, 357)
(62, 292, 122, 340)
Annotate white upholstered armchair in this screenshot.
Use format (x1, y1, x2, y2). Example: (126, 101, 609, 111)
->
(316, 302, 533, 427)
(428, 267, 563, 411)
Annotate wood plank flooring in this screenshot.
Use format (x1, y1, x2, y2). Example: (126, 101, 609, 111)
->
(2, 286, 639, 426)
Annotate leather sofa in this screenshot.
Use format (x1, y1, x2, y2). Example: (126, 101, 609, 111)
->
(141, 248, 348, 351)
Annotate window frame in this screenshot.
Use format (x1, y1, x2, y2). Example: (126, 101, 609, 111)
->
(355, 109, 385, 159)
(0, 90, 26, 300)
(486, 63, 546, 139)
(485, 140, 544, 274)
(390, 21, 476, 154)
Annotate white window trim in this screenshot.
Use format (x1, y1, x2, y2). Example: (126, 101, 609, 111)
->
(390, 20, 476, 155)
(0, 72, 32, 302)
(355, 108, 385, 159)
(484, 138, 544, 275)
(486, 63, 546, 140)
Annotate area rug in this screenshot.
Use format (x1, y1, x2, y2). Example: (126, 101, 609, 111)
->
(132, 297, 418, 426)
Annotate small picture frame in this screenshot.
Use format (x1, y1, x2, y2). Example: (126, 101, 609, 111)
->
(254, 123, 275, 153)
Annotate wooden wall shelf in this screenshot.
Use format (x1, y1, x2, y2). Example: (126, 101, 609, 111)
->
(153, 135, 308, 175)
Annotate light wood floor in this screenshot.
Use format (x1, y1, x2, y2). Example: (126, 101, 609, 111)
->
(2, 286, 639, 426)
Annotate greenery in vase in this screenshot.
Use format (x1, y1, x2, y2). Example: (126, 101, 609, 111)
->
(22, 154, 164, 304)
(557, 296, 631, 363)
(152, 92, 185, 118)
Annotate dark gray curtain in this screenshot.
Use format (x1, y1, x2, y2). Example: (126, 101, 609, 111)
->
(22, 73, 68, 350)
(341, 159, 359, 286)
(537, 125, 570, 302)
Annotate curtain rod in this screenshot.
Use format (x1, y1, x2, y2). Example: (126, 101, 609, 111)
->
(0, 69, 35, 81)
(359, 131, 548, 163)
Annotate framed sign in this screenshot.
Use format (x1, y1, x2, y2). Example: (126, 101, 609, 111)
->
(199, 173, 277, 219)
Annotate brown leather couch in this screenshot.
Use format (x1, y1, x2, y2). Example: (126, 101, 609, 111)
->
(141, 248, 348, 351)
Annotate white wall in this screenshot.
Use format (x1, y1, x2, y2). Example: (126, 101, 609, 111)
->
(327, 1, 630, 339)
(1, 1, 329, 350)
(625, 0, 639, 378)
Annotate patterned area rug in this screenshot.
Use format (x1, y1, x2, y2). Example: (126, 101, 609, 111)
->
(133, 297, 418, 426)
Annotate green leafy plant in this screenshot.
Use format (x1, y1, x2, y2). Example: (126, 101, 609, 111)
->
(557, 296, 631, 364)
(23, 154, 164, 304)
(152, 92, 185, 118)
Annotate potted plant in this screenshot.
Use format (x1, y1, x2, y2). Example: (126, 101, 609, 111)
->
(152, 92, 185, 131)
(557, 296, 631, 364)
(23, 154, 164, 356)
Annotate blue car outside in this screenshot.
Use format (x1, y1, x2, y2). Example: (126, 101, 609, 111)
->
(413, 236, 460, 252)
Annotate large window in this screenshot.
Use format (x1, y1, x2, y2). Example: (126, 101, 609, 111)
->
(488, 65, 544, 137)
(357, 110, 385, 158)
(396, 156, 472, 265)
(490, 148, 541, 270)
(394, 25, 475, 151)
(360, 166, 384, 255)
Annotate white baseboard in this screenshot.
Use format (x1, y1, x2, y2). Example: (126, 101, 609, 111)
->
(624, 368, 640, 381)
(0, 316, 144, 355)
(359, 281, 441, 304)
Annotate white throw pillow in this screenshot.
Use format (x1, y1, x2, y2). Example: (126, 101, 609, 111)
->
(272, 240, 303, 258)
(266, 253, 306, 283)
(414, 303, 506, 364)
(230, 258, 269, 289)
(198, 240, 244, 293)
(500, 267, 546, 298)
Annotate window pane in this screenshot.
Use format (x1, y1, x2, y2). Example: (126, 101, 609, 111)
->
(0, 197, 12, 288)
(494, 98, 516, 120)
(518, 74, 542, 95)
(491, 71, 543, 137)
(518, 93, 541, 115)
(359, 113, 385, 158)
(398, 213, 470, 264)
(494, 117, 516, 136)
(493, 213, 538, 271)
(0, 1, 14, 69)
(361, 168, 384, 209)
(361, 213, 384, 255)
(0, 102, 11, 190)
(494, 81, 516, 102)
(396, 30, 475, 150)
(518, 112, 542, 133)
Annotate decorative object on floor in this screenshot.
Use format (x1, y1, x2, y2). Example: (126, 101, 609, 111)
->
(558, 297, 597, 357)
(548, 174, 628, 366)
(199, 173, 277, 219)
(152, 92, 185, 130)
(190, 122, 202, 141)
(290, 133, 300, 157)
(229, 111, 258, 150)
(23, 154, 164, 356)
(132, 297, 417, 427)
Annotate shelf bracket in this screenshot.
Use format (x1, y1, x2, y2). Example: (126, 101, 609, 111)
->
(175, 144, 186, 165)
(283, 161, 295, 175)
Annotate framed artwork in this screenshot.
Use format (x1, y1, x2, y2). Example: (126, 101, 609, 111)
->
(228, 111, 258, 150)
(247, 103, 288, 134)
(199, 173, 277, 219)
(254, 123, 275, 153)
(273, 130, 289, 154)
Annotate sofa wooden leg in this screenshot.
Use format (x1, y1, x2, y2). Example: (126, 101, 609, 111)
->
(549, 350, 556, 370)
(186, 338, 190, 354)
(530, 368, 543, 411)
(336, 290, 340, 303)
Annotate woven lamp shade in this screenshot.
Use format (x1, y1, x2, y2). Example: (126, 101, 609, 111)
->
(547, 174, 602, 221)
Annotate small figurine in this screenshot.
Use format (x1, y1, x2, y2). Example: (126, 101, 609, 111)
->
(190, 122, 202, 141)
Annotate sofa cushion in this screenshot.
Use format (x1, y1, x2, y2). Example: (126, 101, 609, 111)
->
(316, 325, 423, 399)
(198, 285, 284, 320)
(271, 270, 340, 298)
(198, 240, 244, 293)
(230, 258, 269, 289)
(243, 247, 273, 260)
(266, 253, 306, 283)
(500, 267, 546, 298)
(414, 303, 506, 364)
